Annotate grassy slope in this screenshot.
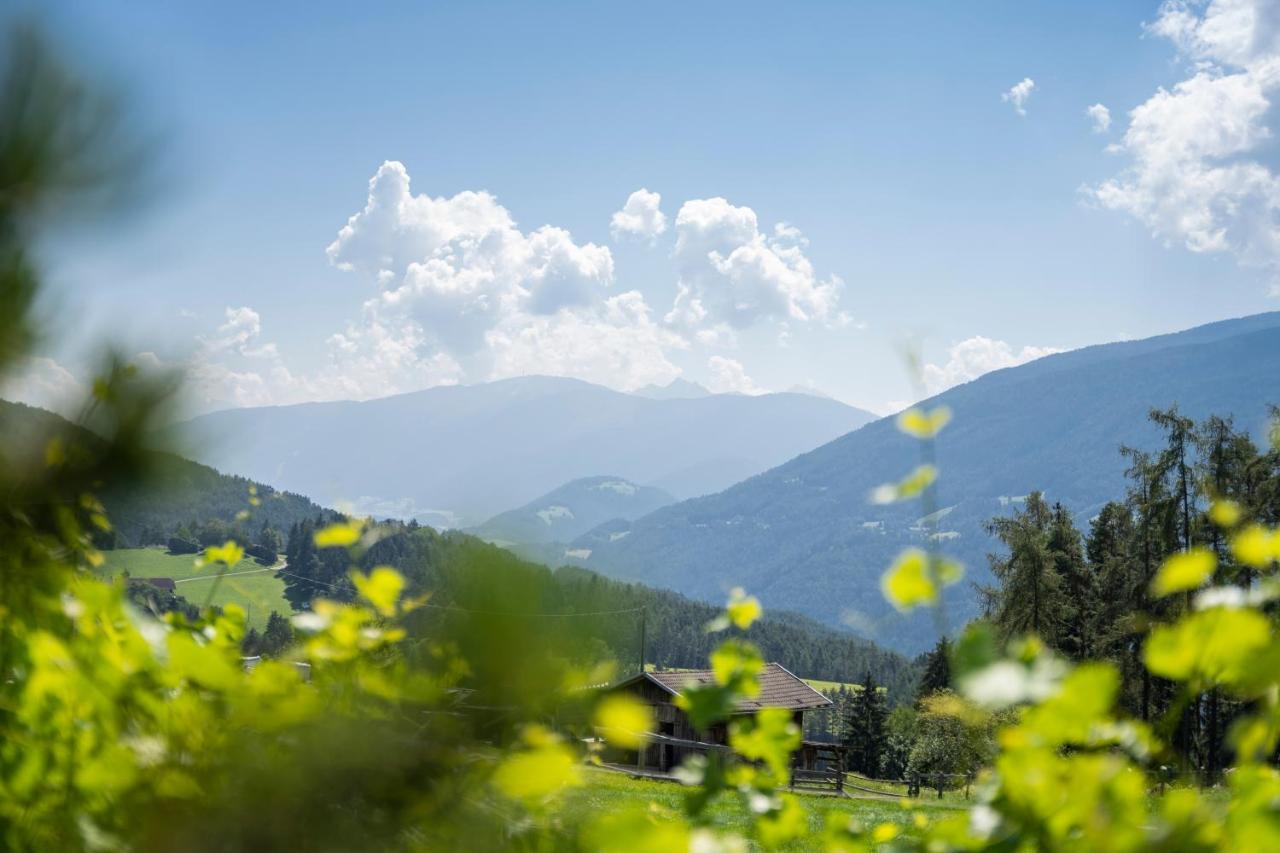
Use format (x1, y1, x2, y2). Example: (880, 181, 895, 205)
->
(561, 768, 963, 849)
(99, 547, 290, 631)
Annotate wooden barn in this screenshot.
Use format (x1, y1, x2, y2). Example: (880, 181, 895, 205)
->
(602, 663, 842, 786)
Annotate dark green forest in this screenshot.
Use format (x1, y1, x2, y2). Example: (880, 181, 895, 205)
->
(281, 518, 922, 701)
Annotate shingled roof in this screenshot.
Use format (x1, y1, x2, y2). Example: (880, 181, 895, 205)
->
(619, 663, 832, 713)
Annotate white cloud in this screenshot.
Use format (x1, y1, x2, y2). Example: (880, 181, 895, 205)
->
(328, 161, 615, 354)
(1087, 0, 1280, 284)
(923, 337, 1060, 394)
(201, 306, 278, 359)
(487, 291, 684, 390)
(0, 356, 85, 415)
(1002, 78, 1036, 116)
(182, 165, 855, 410)
(706, 355, 764, 395)
(610, 188, 667, 241)
(1086, 103, 1112, 133)
(668, 198, 846, 332)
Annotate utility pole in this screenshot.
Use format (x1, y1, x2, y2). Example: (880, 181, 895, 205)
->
(638, 608, 646, 676)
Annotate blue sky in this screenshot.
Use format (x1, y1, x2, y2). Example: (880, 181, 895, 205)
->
(13, 1, 1280, 414)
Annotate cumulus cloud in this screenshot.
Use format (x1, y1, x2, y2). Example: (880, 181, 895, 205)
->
(487, 291, 684, 390)
(328, 161, 615, 354)
(1087, 0, 1280, 284)
(0, 356, 85, 415)
(668, 198, 846, 332)
(1086, 103, 1112, 133)
(185, 163, 693, 408)
(610, 188, 667, 241)
(706, 355, 764, 395)
(183, 164, 854, 410)
(1002, 77, 1036, 116)
(923, 336, 1060, 394)
(201, 306, 278, 359)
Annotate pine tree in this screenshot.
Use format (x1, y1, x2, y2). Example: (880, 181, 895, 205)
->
(241, 626, 262, 656)
(843, 671, 887, 777)
(982, 493, 1067, 645)
(1086, 501, 1141, 713)
(916, 636, 951, 703)
(260, 611, 294, 657)
(1047, 503, 1091, 659)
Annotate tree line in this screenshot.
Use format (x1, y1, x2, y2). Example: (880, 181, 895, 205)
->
(978, 404, 1280, 783)
(279, 519, 923, 699)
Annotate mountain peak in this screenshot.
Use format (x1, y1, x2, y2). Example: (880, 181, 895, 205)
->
(633, 378, 712, 400)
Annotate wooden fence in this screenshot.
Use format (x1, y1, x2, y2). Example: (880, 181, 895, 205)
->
(790, 766, 843, 794)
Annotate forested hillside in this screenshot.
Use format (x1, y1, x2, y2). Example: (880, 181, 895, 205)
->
(573, 313, 1280, 653)
(281, 519, 920, 702)
(0, 401, 331, 547)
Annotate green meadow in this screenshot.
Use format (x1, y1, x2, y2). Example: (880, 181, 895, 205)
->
(98, 547, 290, 631)
(561, 768, 964, 849)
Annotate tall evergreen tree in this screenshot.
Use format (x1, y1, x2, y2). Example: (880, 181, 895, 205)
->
(1119, 446, 1177, 722)
(1086, 501, 1141, 713)
(981, 493, 1066, 645)
(915, 636, 951, 703)
(1047, 503, 1091, 660)
(843, 672, 886, 777)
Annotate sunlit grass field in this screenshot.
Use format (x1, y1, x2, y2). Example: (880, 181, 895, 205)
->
(562, 767, 965, 849)
(98, 547, 289, 631)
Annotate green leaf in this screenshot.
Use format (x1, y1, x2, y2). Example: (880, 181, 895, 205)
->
(709, 638, 763, 689)
(1145, 608, 1271, 687)
(594, 694, 654, 750)
(202, 540, 244, 568)
(897, 405, 952, 439)
(1231, 525, 1277, 569)
(1209, 499, 1243, 529)
(491, 726, 581, 807)
(350, 566, 404, 617)
(730, 707, 801, 779)
(871, 464, 938, 504)
(725, 587, 762, 630)
(882, 548, 934, 610)
(1152, 547, 1216, 596)
(168, 632, 241, 691)
(314, 520, 363, 548)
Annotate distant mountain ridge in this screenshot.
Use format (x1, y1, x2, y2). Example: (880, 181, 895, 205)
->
(634, 378, 711, 399)
(570, 313, 1280, 654)
(469, 475, 674, 547)
(183, 375, 876, 528)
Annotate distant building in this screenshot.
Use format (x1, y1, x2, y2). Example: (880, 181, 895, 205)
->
(144, 577, 176, 592)
(603, 662, 843, 787)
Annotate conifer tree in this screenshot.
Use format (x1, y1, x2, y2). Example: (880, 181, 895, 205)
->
(982, 492, 1066, 645)
(843, 671, 886, 777)
(1047, 503, 1091, 660)
(916, 636, 951, 703)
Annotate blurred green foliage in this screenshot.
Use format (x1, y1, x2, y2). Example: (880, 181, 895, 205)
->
(7, 17, 1280, 853)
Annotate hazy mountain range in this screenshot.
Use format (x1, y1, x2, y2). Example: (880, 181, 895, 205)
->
(568, 313, 1280, 654)
(183, 376, 875, 528)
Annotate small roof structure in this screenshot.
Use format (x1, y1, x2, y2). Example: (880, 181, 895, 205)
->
(144, 577, 176, 592)
(613, 663, 832, 713)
